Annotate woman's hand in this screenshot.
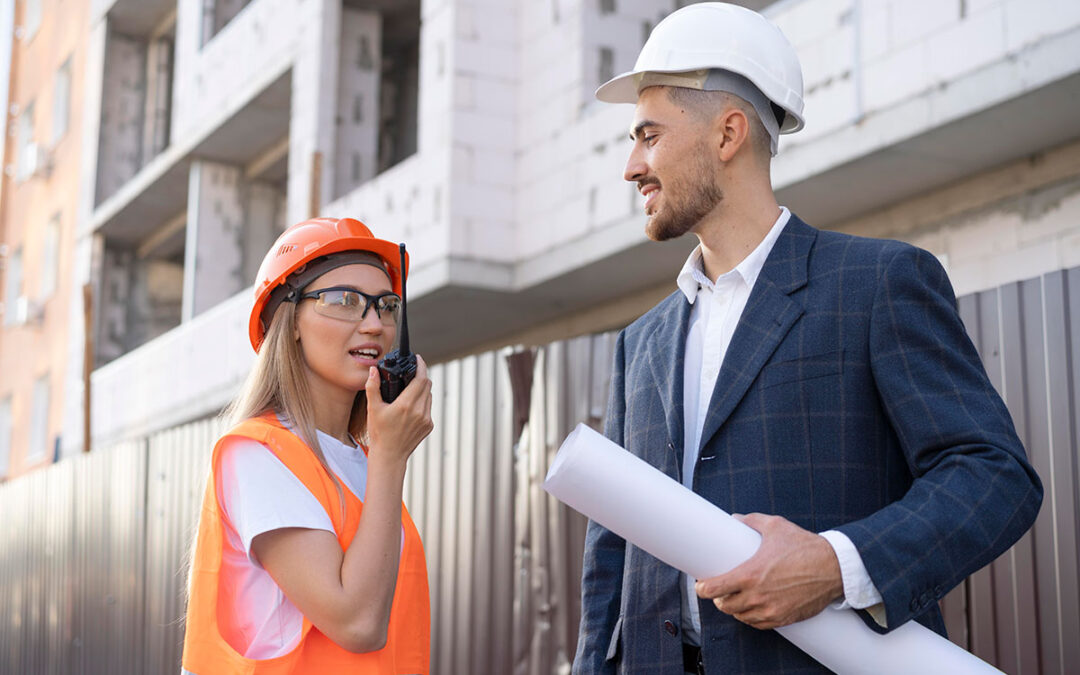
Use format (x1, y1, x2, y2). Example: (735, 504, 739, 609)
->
(364, 355, 434, 465)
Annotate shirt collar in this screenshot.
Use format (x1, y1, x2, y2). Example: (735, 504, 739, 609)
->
(676, 207, 791, 304)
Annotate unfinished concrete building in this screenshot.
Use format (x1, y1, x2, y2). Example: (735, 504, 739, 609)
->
(56, 0, 1080, 459)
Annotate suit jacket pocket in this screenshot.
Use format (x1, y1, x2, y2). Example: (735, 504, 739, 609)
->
(605, 615, 623, 662)
(761, 349, 843, 389)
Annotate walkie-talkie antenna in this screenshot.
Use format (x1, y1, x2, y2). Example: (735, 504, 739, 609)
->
(377, 243, 417, 403)
(397, 242, 410, 355)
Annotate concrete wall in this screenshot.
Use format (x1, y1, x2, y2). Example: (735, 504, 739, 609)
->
(182, 161, 246, 320)
(835, 138, 1080, 297)
(333, 9, 381, 198)
(171, 0, 301, 146)
(95, 30, 144, 204)
(90, 289, 253, 447)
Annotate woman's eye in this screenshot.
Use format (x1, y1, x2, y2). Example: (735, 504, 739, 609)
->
(342, 292, 361, 307)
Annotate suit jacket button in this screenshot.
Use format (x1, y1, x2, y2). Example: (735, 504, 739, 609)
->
(663, 620, 679, 636)
(909, 597, 920, 612)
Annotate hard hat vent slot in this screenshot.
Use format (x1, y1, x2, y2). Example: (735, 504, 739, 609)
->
(277, 244, 297, 256)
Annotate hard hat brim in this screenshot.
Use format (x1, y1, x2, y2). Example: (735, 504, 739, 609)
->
(247, 227, 409, 352)
(595, 71, 643, 104)
(595, 68, 805, 134)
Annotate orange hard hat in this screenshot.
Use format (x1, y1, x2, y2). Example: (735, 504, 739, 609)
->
(248, 217, 408, 351)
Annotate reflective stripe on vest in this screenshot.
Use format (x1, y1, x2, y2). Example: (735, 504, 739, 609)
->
(182, 414, 430, 674)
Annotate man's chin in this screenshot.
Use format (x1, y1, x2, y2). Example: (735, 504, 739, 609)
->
(645, 216, 691, 242)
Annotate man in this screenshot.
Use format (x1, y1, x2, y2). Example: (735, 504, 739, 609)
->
(574, 4, 1043, 674)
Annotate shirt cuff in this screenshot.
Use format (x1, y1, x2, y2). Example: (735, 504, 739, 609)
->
(819, 529, 886, 626)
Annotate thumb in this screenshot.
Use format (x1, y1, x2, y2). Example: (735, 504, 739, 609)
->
(365, 366, 384, 408)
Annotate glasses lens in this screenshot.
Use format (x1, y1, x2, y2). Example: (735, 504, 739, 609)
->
(376, 294, 402, 324)
(312, 289, 362, 320)
(310, 289, 401, 324)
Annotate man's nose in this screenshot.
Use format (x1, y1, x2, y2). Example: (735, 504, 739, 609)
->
(624, 146, 647, 183)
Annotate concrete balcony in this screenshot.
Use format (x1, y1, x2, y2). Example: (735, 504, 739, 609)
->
(90, 289, 253, 448)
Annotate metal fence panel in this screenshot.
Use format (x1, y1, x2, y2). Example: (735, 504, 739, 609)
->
(1, 267, 1079, 674)
(143, 418, 220, 675)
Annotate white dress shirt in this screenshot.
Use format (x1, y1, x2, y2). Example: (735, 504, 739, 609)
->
(677, 207, 884, 644)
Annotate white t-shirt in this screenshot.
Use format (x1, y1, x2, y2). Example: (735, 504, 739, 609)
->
(215, 428, 370, 659)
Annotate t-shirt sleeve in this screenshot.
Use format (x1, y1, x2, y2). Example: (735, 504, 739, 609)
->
(217, 436, 335, 566)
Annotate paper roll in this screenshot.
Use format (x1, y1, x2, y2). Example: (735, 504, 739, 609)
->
(544, 423, 1001, 675)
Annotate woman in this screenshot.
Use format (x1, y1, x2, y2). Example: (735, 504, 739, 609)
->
(182, 217, 433, 674)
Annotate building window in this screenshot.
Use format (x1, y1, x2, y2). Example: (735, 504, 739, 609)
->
(598, 47, 615, 87)
(202, 0, 254, 46)
(24, 0, 42, 42)
(51, 57, 71, 145)
(15, 101, 34, 182)
(41, 213, 60, 300)
(0, 396, 11, 477)
(3, 247, 22, 325)
(27, 375, 49, 463)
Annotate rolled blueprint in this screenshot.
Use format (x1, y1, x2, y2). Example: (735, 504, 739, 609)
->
(544, 423, 1001, 675)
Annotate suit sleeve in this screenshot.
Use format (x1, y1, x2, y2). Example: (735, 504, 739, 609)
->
(573, 330, 628, 673)
(835, 245, 1042, 631)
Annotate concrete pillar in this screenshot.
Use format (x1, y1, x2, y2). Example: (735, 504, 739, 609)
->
(334, 9, 381, 198)
(286, 0, 340, 224)
(98, 245, 133, 363)
(182, 160, 246, 320)
(61, 15, 108, 456)
(140, 35, 173, 166)
(95, 28, 146, 205)
(244, 181, 288, 283)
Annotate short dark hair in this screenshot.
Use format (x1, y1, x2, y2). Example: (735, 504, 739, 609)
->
(666, 87, 771, 161)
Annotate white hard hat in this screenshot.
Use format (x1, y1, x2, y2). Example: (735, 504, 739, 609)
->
(595, 2, 805, 134)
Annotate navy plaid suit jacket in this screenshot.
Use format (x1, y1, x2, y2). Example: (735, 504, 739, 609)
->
(574, 216, 1043, 674)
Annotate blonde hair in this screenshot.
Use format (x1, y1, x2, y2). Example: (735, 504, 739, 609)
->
(223, 300, 368, 507)
(186, 301, 364, 603)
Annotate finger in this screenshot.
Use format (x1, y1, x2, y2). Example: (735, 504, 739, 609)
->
(365, 366, 385, 409)
(400, 356, 430, 400)
(715, 590, 757, 616)
(696, 572, 741, 599)
(733, 612, 766, 629)
(736, 512, 772, 532)
(712, 592, 751, 616)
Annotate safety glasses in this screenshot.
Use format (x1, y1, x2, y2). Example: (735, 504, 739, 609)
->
(300, 286, 402, 325)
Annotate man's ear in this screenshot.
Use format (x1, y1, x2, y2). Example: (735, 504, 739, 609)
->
(713, 106, 750, 163)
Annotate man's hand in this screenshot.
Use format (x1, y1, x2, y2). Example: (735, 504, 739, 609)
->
(695, 513, 844, 630)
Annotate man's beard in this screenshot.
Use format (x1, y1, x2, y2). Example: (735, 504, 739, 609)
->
(644, 158, 724, 242)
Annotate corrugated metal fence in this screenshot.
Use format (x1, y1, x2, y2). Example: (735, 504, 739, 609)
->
(1, 269, 1078, 674)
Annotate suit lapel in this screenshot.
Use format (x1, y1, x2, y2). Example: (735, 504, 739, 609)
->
(645, 294, 692, 467)
(697, 216, 817, 454)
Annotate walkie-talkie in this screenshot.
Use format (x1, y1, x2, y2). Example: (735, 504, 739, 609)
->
(378, 243, 417, 403)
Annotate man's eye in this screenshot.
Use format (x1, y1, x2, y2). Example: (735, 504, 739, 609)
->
(644, 134, 658, 145)
(379, 296, 401, 312)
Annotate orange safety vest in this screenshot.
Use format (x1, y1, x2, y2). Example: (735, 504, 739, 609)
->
(182, 414, 430, 674)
